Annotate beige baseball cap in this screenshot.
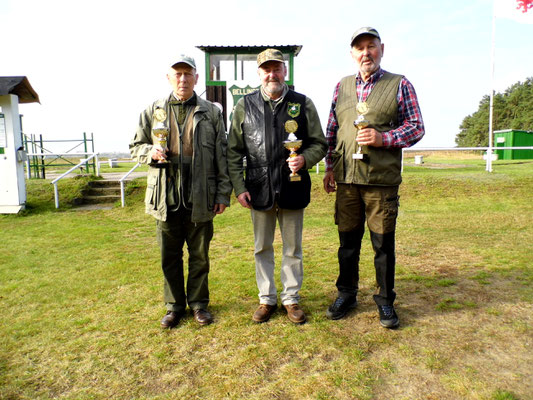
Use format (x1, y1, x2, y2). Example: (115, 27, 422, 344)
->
(257, 48, 285, 67)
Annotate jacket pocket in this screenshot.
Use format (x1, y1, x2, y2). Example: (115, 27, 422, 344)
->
(207, 176, 216, 211)
(145, 171, 159, 210)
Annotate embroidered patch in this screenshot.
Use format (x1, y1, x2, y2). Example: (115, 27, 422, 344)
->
(287, 103, 301, 118)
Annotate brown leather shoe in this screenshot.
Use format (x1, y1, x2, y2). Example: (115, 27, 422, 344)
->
(193, 309, 213, 326)
(284, 303, 306, 324)
(252, 304, 277, 323)
(160, 310, 184, 329)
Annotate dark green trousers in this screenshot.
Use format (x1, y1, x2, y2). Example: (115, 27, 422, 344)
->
(156, 208, 213, 312)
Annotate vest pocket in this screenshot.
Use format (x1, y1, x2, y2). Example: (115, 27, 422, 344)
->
(332, 142, 345, 182)
(246, 166, 272, 209)
(278, 170, 311, 210)
(367, 147, 402, 185)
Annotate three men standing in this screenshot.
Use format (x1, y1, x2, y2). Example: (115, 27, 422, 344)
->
(323, 27, 424, 328)
(227, 49, 327, 324)
(132, 31, 423, 330)
(130, 55, 231, 329)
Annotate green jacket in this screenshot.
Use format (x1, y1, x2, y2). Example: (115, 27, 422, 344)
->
(130, 93, 232, 222)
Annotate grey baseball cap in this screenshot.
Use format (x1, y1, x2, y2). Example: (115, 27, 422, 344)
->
(350, 27, 381, 46)
(171, 54, 196, 69)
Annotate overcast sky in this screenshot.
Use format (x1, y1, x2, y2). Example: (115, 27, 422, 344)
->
(1, 0, 532, 153)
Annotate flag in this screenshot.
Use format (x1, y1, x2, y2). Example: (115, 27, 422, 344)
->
(494, 0, 533, 23)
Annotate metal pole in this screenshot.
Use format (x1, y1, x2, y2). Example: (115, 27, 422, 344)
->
(121, 181, 125, 207)
(32, 134, 38, 178)
(487, 1, 497, 172)
(95, 154, 100, 176)
(54, 183, 59, 208)
(91, 132, 96, 175)
(39, 134, 45, 178)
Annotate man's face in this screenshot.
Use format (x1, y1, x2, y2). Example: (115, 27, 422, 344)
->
(167, 64, 198, 100)
(258, 61, 287, 99)
(350, 35, 384, 80)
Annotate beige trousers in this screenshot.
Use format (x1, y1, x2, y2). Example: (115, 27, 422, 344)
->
(250, 205, 304, 306)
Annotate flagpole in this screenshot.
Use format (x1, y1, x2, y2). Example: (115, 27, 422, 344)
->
(487, 0, 497, 172)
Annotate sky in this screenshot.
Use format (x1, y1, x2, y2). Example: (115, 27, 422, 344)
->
(1, 0, 532, 154)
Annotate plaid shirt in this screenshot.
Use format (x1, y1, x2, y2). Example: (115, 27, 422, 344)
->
(325, 68, 424, 171)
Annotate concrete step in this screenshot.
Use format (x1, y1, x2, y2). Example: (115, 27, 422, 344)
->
(84, 186, 121, 196)
(88, 180, 121, 188)
(82, 195, 121, 204)
(77, 179, 122, 205)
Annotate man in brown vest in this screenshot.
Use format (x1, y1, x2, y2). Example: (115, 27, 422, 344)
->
(130, 55, 231, 328)
(323, 27, 424, 328)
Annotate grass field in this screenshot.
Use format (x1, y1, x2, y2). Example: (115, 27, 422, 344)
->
(1, 156, 532, 399)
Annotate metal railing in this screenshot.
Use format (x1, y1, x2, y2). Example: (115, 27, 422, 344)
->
(26, 152, 98, 179)
(50, 153, 100, 208)
(119, 162, 141, 207)
(401, 146, 533, 172)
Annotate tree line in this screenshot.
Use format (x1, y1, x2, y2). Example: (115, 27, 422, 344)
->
(455, 77, 533, 147)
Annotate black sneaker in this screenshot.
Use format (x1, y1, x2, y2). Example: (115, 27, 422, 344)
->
(378, 305, 399, 329)
(326, 296, 357, 320)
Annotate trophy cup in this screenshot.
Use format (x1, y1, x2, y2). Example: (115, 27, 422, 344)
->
(283, 120, 302, 182)
(152, 108, 169, 167)
(353, 102, 369, 160)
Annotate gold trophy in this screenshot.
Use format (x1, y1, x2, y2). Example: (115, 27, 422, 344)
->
(152, 108, 169, 167)
(353, 101, 369, 160)
(283, 120, 302, 182)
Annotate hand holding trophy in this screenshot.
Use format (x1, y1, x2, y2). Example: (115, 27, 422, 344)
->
(152, 108, 169, 167)
(283, 120, 302, 182)
(353, 101, 369, 161)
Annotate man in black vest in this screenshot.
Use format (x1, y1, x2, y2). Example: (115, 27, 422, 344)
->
(323, 27, 424, 328)
(228, 48, 327, 324)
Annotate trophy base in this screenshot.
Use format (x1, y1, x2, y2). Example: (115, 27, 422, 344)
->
(352, 153, 368, 161)
(289, 174, 301, 182)
(151, 161, 170, 168)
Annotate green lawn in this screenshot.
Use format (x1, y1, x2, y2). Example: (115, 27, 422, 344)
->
(1, 158, 532, 399)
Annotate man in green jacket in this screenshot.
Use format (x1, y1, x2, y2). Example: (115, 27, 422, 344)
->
(130, 55, 231, 328)
(227, 49, 327, 324)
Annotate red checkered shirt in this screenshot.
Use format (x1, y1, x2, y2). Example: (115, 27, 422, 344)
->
(325, 68, 424, 171)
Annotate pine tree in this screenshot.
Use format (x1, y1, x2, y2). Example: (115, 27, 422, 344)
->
(455, 77, 533, 147)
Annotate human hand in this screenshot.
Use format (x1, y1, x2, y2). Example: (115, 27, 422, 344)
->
(286, 154, 305, 173)
(151, 145, 167, 162)
(356, 128, 383, 147)
(213, 203, 227, 214)
(323, 171, 336, 193)
(237, 192, 252, 209)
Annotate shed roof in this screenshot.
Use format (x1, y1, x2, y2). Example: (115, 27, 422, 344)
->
(0, 76, 40, 104)
(196, 45, 302, 56)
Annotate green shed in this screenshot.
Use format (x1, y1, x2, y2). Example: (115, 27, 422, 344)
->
(494, 129, 533, 160)
(196, 45, 302, 127)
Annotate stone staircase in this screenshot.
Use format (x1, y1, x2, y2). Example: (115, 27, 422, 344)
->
(76, 180, 121, 208)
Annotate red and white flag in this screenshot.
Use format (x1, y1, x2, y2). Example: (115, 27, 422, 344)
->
(494, 0, 533, 23)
